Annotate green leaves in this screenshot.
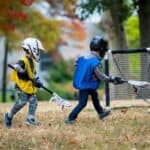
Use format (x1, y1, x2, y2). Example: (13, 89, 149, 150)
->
(125, 16, 140, 48)
(76, 0, 133, 23)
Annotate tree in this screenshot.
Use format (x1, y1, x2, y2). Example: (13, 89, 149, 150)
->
(46, 0, 76, 17)
(125, 16, 140, 48)
(19, 9, 61, 52)
(0, 0, 34, 102)
(44, 0, 87, 54)
(137, 0, 150, 83)
(0, 0, 34, 33)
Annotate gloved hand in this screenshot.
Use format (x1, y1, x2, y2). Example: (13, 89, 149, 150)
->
(33, 77, 43, 88)
(109, 76, 125, 85)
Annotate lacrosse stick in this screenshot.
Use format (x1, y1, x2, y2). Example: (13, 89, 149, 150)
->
(8, 64, 71, 109)
(120, 79, 150, 105)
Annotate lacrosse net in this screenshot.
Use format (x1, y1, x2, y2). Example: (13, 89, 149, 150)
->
(108, 49, 150, 101)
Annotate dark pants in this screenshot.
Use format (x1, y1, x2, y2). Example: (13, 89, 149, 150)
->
(68, 89, 104, 120)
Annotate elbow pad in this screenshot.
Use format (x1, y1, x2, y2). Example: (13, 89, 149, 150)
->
(13, 64, 26, 73)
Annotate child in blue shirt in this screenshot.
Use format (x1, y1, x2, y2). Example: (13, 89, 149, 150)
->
(66, 35, 124, 124)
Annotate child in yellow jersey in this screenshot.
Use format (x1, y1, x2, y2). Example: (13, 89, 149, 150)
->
(5, 37, 45, 127)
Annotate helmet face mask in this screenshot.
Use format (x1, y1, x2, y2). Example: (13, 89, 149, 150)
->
(22, 37, 45, 62)
(31, 44, 40, 62)
(90, 36, 108, 58)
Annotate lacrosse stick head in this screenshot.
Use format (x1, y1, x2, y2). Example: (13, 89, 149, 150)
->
(127, 80, 150, 105)
(128, 80, 150, 87)
(50, 92, 71, 107)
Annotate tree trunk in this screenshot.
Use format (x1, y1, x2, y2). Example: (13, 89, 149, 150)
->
(2, 36, 8, 102)
(138, 0, 150, 48)
(101, 9, 131, 100)
(138, 0, 150, 98)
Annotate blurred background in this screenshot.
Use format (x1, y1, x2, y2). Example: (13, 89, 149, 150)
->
(0, 0, 150, 102)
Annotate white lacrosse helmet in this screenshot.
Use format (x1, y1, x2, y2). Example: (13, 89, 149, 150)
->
(22, 37, 45, 62)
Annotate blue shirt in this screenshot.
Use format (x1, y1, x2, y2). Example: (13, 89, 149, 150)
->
(73, 52, 101, 90)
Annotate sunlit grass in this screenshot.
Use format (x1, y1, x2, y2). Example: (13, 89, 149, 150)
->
(0, 101, 150, 150)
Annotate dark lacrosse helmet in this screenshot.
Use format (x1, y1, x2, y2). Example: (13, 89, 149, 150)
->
(90, 35, 108, 57)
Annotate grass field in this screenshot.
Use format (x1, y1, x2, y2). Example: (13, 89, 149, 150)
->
(0, 101, 150, 150)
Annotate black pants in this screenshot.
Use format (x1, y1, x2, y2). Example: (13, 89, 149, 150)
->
(68, 89, 104, 120)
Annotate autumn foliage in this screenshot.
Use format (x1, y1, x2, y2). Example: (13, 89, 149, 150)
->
(0, 0, 33, 32)
(60, 19, 87, 43)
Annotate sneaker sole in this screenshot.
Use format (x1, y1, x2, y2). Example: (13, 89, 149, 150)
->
(65, 120, 74, 125)
(25, 121, 41, 126)
(25, 121, 35, 126)
(100, 112, 111, 120)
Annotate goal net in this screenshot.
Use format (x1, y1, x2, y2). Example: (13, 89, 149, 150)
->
(108, 48, 150, 100)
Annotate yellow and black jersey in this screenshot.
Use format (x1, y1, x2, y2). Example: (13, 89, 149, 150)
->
(10, 56, 37, 94)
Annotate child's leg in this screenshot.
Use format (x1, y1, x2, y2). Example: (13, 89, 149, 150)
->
(25, 94, 38, 126)
(8, 91, 29, 118)
(90, 89, 111, 119)
(90, 90, 104, 114)
(27, 94, 38, 120)
(67, 90, 89, 121)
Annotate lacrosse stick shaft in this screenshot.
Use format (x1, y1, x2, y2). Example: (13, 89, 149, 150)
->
(8, 64, 16, 70)
(41, 85, 53, 94)
(8, 64, 53, 94)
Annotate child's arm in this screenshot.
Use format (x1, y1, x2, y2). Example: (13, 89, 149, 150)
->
(94, 64, 124, 84)
(13, 60, 26, 73)
(94, 64, 111, 82)
(9, 63, 43, 88)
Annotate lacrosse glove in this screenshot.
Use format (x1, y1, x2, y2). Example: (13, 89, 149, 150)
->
(33, 77, 43, 88)
(109, 76, 125, 85)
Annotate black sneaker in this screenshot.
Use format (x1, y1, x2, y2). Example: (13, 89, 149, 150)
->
(99, 110, 111, 120)
(4, 113, 12, 127)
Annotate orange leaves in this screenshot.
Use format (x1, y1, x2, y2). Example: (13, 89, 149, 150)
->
(0, 24, 16, 32)
(0, 0, 34, 32)
(14, 0, 33, 6)
(61, 19, 87, 42)
(6, 9, 28, 21)
(21, 0, 34, 6)
(70, 20, 87, 41)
